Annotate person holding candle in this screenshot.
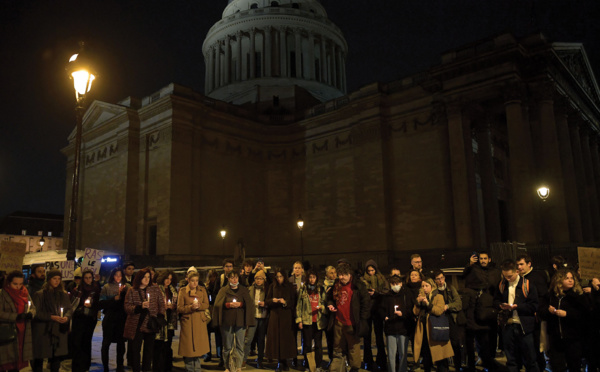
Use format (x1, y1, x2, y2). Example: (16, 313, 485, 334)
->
(0, 270, 36, 372)
(361, 259, 390, 371)
(154, 270, 178, 372)
(99, 267, 129, 372)
(243, 270, 269, 368)
(177, 270, 210, 372)
(296, 269, 328, 372)
(379, 275, 415, 372)
(266, 268, 297, 372)
(31, 269, 72, 372)
(214, 270, 255, 372)
(71, 269, 101, 372)
(123, 267, 166, 372)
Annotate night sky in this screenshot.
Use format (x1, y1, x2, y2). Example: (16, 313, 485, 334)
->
(1, 0, 599, 218)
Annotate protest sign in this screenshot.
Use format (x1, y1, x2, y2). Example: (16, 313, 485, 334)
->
(45, 260, 75, 280)
(578, 246, 600, 279)
(0, 241, 26, 272)
(81, 248, 104, 275)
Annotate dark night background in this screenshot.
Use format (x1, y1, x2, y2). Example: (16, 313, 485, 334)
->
(1, 0, 599, 218)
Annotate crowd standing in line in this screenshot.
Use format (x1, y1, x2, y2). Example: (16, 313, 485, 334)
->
(0, 251, 599, 372)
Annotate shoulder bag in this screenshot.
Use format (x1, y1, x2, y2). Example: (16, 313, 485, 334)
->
(429, 313, 450, 342)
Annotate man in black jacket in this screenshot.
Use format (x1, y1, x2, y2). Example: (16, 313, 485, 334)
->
(327, 263, 370, 372)
(494, 260, 539, 372)
(516, 254, 549, 372)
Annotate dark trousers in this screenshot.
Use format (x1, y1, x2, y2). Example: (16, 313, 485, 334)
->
(101, 336, 126, 370)
(363, 316, 386, 366)
(548, 337, 582, 372)
(302, 324, 324, 367)
(502, 324, 538, 372)
(420, 329, 449, 372)
(152, 330, 174, 372)
(448, 315, 464, 370)
(31, 357, 61, 372)
(325, 326, 335, 362)
(129, 331, 155, 372)
(465, 329, 494, 370)
(532, 323, 546, 371)
(72, 315, 97, 372)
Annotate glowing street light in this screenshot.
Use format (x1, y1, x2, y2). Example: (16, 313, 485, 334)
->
(537, 186, 550, 201)
(297, 214, 304, 262)
(220, 226, 227, 249)
(66, 42, 97, 261)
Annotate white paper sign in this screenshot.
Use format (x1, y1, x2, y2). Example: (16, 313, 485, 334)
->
(81, 248, 104, 275)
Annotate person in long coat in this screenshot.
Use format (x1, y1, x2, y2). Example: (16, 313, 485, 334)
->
(154, 270, 179, 372)
(178, 270, 210, 372)
(412, 278, 453, 372)
(99, 267, 129, 372)
(266, 268, 297, 372)
(31, 269, 73, 372)
(0, 270, 36, 371)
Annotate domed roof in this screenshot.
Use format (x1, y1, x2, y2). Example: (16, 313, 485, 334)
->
(223, 0, 327, 18)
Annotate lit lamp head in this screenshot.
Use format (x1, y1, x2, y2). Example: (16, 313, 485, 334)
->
(297, 214, 304, 231)
(39, 236, 45, 247)
(537, 186, 550, 201)
(68, 43, 96, 103)
(220, 226, 227, 239)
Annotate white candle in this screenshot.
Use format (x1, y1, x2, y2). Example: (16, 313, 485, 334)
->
(167, 299, 172, 306)
(209, 295, 212, 302)
(60, 307, 63, 317)
(232, 298, 237, 303)
(119, 283, 122, 291)
(394, 305, 398, 312)
(85, 298, 91, 305)
(193, 297, 198, 304)
(147, 293, 150, 301)
(28, 301, 31, 308)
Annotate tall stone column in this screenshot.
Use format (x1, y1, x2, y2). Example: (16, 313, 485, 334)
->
(235, 31, 243, 82)
(569, 121, 594, 241)
(320, 36, 328, 84)
(307, 32, 315, 80)
(337, 47, 343, 90)
(590, 136, 600, 236)
(475, 120, 502, 244)
(249, 28, 256, 79)
(207, 46, 215, 92)
(554, 101, 583, 242)
(215, 41, 221, 88)
(279, 27, 287, 77)
(535, 89, 570, 244)
(330, 43, 337, 88)
(446, 105, 476, 249)
(504, 93, 537, 243)
(294, 28, 302, 78)
(341, 52, 346, 93)
(264, 26, 272, 77)
(224, 35, 231, 84)
(580, 126, 600, 240)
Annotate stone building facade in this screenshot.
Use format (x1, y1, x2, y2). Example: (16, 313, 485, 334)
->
(62, 1, 600, 268)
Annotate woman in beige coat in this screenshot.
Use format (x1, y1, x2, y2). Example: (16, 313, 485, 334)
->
(178, 271, 210, 372)
(412, 278, 453, 372)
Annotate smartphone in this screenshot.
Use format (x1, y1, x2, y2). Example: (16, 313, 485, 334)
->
(472, 251, 478, 257)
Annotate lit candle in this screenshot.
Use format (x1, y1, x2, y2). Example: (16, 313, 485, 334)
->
(394, 305, 398, 312)
(119, 283, 122, 291)
(28, 301, 31, 308)
(167, 299, 172, 306)
(232, 298, 237, 303)
(85, 298, 91, 305)
(147, 293, 150, 301)
(60, 307, 64, 317)
(193, 297, 198, 304)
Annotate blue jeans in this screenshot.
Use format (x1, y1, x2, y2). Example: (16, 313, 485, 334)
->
(184, 356, 201, 372)
(386, 334, 409, 372)
(502, 324, 539, 372)
(221, 325, 246, 371)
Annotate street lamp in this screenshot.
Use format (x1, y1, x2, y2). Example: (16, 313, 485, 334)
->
(39, 236, 45, 249)
(220, 226, 227, 250)
(66, 42, 96, 261)
(297, 214, 304, 262)
(537, 186, 550, 201)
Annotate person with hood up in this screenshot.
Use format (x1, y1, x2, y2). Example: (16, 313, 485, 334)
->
(361, 259, 389, 371)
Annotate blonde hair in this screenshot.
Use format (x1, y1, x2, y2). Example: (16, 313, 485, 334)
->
(551, 269, 583, 296)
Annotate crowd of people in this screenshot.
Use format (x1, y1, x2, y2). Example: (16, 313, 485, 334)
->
(0, 252, 598, 372)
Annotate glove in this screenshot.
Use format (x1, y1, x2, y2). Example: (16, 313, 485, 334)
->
(16, 313, 28, 321)
(25, 312, 33, 320)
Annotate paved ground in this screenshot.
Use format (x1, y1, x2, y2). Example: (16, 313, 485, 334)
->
(21, 321, 506, 372)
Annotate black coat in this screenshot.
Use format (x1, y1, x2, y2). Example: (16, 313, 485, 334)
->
(493, 277, 539, 334)
(539, 288, 587, 340)
(463, 262, 501, 292)
(523, 269, 550, 299)
(265, 281, 297, 360)
(379, 287, 415, 336)
(326, 277, 371, 337)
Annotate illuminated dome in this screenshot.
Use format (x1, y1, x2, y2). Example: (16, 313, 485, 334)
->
(203, 0, 347, 105)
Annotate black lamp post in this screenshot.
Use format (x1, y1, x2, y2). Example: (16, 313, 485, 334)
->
(66, 42, 96, 261)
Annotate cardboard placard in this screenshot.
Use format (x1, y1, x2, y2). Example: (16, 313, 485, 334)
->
(81, 248, 104, 275)
(45, 260, 75, 281)
(577, 246, 600, 279)
(0, 241, 27, 272)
